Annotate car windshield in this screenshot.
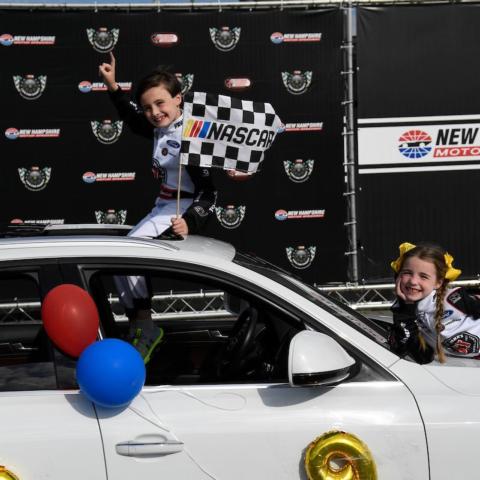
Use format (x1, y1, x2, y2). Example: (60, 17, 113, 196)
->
(234, 252, 390, 348)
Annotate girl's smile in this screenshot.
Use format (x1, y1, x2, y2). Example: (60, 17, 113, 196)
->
(398, 256, 442, 303)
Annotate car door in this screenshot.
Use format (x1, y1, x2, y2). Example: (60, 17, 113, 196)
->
(79, 260, 429, 480)
(0, 263, 106, 480)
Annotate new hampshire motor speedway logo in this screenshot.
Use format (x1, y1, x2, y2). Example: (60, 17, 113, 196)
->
(270, 32, 322, 44)
(13, 75, 47, 100)
(95, 209, 127, 225)
(83, 171, 135, 183)
(176, 73, 194, 95)
(284, 122, 323, 132)
(91, 120, 123, 144)
(286, 246, 316, 270)
(86, 28, 119, 53)
(398, 130, 432, 159)
(209, 27, 241, 52)
(215, 205, 246, 229)
(398, 127, 480, 160)
(1, 34, 55, 46)
(283, 159, 314, 183)
(18, 166, 51, 191)
(5, 128, 60, 140)
(275, 209, 325, 221)
(78, 81, 132, 93)
(10, 218, 64, 225)
(281, 71, 312, 95)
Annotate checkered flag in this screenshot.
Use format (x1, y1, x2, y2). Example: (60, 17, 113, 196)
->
(181, 92, 282, 174)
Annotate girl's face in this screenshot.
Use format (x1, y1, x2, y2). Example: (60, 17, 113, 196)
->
(140, 85, 181, 128)
(398, 256, 443, 303)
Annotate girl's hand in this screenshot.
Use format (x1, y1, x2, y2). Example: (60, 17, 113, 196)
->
(171, 217, 188, 236)
(98, 51, 118, 92)
(395, 275, 410, 303)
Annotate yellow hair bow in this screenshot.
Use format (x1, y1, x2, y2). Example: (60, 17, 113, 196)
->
(390, 242, 462, 281)
(390, 242, 416, 273)
(444, 252, 462, 281)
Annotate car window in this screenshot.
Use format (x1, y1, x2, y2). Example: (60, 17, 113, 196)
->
(0, 273, 57, 391)
(83, 266, 304, 386)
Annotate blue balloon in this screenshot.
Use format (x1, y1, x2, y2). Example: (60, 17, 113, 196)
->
(77, 338, 146, 408)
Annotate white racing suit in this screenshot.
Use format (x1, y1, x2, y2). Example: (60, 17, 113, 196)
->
(109, 88, 217, 315)
(389, 287, 480, 363)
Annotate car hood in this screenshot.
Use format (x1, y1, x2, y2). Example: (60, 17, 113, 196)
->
(424, 357, 480, 396)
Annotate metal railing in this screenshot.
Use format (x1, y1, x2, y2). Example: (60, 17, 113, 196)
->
(1, 279, 480, 323)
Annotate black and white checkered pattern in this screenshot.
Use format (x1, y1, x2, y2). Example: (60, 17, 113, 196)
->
(181, 91, 282, 174)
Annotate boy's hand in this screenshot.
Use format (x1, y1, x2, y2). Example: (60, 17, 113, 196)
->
(171, 217, 188, 236)
(98, 52, 118, 92)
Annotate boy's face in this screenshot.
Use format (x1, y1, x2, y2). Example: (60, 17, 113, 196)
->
(140, 85, 181, 128)
(398, 256, 442, 303)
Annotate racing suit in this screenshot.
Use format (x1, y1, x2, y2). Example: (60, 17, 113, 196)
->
(389, 287, 480, 363)
(108, 88, 217, 313)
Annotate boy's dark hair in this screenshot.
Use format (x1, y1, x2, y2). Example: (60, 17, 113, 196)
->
(135, 67, 182, 105)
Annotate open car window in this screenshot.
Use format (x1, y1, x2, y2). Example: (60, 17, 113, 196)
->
(81, 265, 305, 386)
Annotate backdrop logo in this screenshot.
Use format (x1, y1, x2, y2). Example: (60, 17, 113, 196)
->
(5, 127, 60, 139)
(95, 209, 127, 224)
(86, 28, 119, 52)
(285, 122, 323, 132)
(13, 75, 46, 100)
(215, 205, 245, 229)
(270, 32, 322, 44)
(0, 34, 14, 46)
(83, 172, 97, 183)
(1, 34, 55, 45)
(83, 171, 135, 183)
(224, 77, 251, 92)
(286, 246, 316, 269)
(151, 33, 178, 47)
(91, 120, 123, 144)
(398, 130, 432, 159)
(283, 159, 314, 183)
(275, 209, 325, 220)
(18, 166, 51, 191)
(282, 71, 312, 95)
(10, 218, 64, 224)
(209, 27, 241, 52)
(78, 81, 92, 93)
(79, 81, 131, 93)
(176, 73, 194, 94)
(5, 128, 19, 140)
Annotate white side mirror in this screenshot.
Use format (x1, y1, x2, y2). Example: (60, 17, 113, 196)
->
(288, 330, 356, 387)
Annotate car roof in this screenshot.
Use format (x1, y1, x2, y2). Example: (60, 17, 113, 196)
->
(0, 226, 237, 263)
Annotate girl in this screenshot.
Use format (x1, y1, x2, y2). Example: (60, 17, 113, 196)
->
(389, 242, 480, 364)
(98, 53, 218, 362)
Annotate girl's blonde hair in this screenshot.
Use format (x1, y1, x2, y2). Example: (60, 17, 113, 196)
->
(398, 243, 450, 363)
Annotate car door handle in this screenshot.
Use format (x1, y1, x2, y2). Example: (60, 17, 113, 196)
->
(116, 441, 184, 457)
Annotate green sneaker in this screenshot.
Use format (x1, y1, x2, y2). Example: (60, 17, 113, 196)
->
(133, 326, 164, 364)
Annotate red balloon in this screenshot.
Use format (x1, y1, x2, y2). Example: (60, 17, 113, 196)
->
(41, 284, 99, 358)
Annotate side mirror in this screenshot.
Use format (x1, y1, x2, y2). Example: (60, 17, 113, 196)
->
(288, 330, 356, 387)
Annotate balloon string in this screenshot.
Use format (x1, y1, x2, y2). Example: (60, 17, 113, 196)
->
(130, 393, 219, 480)
(176, 389, 247, 411)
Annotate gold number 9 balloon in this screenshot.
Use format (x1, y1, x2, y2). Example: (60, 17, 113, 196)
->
(0, 466, 19, 480)
(305, 431, 378, 480)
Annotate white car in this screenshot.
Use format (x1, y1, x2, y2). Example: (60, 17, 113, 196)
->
(0, 226, 477, 480)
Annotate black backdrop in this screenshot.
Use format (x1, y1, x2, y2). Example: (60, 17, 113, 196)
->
(0, 9, 346, 284)
(357, 4, 480, 281)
